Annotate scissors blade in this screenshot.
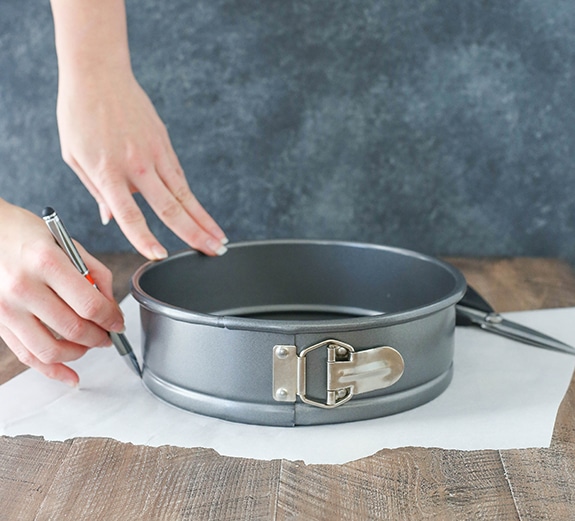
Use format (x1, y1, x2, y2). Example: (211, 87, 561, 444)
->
(456, 305, 575, 355)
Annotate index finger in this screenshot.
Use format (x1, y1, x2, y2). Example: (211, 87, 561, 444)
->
(156, 147, 227, 243)
(39, 245, 125, 333)
(99, 178, 169, 260)
(137, 174, 228, 257)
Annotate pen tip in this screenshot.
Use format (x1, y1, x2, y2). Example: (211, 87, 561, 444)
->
(42, 206, 55, 218)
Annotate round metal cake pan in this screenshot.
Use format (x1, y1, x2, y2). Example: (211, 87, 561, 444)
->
(131, 240, 466, 426)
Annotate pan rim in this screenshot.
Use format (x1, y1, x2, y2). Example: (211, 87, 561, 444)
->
(130, 239, 467, 334)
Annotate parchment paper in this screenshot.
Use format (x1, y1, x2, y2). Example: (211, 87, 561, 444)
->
(1, 296, 574, 464)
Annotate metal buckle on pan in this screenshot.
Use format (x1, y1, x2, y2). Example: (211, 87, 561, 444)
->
(273, 339, 405, 409)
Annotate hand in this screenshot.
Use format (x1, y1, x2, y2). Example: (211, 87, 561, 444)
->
(56, 70, 228, 260)
(0, 201, 125, 385)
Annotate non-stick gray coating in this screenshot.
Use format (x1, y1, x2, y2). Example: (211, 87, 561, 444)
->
(131, 240, 466, 425)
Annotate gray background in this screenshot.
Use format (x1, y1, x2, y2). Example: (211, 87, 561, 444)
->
(1, 1, 575, 262)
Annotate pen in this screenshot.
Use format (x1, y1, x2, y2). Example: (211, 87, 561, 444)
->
(42, 207, 142, 377)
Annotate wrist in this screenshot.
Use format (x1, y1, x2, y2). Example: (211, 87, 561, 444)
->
(57, 58, 134, 97)
(50, 0, 132, 85)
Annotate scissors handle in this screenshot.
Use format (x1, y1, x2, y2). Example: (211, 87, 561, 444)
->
(455, 285, 493, 326)
(455, 284, 575, 355)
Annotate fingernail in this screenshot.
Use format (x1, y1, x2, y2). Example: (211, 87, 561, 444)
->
(99, 203, 111, 226)
(221, 237, 230, 245)
(151, 245, 168, 260)
(64, 378, 79, 388)
(110, 320, 126, 334)
(207, 238, 227, 256)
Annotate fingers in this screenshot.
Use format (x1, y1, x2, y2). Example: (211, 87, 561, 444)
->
(0, 266, 116, 386)
(0, 201, 126, 386)
(0, 245, 118, 380)
(57, 71, 228, 258)
(1, 311, 90, 364)
(158, 147, 228, 243)
(99, 177, 169, 260)
(0, 323, 82, 387)
(24, 283, 112, 350)
(100, 165, 228, 259)
(36, 244, 125, 335)
(138, 170, 228, 257)
(64, 155, 114, 227)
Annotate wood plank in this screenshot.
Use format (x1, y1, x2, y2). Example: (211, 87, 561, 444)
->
(276, 448, 520, 520)
(552, 369, 575, 447)
(0, 436, 525, 521)
(0, 436, 72, 520)
(446, 257, 575, 311)
(33, 438, 280, 521)
(0, 339, 26, 385)
(500, 446, 575, 520)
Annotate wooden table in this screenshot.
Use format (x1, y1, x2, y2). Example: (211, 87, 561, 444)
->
(2, 254, 575, 520)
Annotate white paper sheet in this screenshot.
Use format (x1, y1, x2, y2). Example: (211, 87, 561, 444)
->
(1, 296, 574, 464)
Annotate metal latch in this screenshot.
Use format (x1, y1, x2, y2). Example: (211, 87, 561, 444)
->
(273, 339, 405, 409)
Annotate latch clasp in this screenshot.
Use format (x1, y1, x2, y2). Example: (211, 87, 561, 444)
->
(273, 339, 405, 409)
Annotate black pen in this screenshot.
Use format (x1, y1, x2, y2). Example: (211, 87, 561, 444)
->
(42, 207, 142, 377)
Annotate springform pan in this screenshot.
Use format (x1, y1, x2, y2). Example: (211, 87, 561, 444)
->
(131, 240, 466, 426)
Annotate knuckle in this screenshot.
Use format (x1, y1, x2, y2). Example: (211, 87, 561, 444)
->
(173, 185, 193, 204)
(181, 228, 205, 249)
(125, 146, 151, 175)
(16, 349, 36, 367)
(23, 239, 60, 274)
(116, 205, 145, 226)
(187, 228, 203, 243)
(78, 294, 106, 322)
(94, 165, 124, 190)
(100, 149, 149, 180)
(5, 273, 32, 301)
(173, 164, 185, 178)
(32, 246, 58, 273)
(61, 317, 89, 343)
(36, 341, 87, 365)
(158, 200, 183, 221)
(35, 346, 60, 365)
(93, 154, 146, 185)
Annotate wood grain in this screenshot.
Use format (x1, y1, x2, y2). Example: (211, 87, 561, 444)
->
(1, 255, 575, 520)
(32, 439, 280, 521)
(552, 369, 575, 448)
(277, 448, 520, 520)
(499, 446, 575, 521)
(446, 257, 575, 312)
(0, 340, 26, 385)
(0, 436, 72, 520)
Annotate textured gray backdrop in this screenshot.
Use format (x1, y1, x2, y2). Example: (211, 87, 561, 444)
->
(1, 1, 575, 262)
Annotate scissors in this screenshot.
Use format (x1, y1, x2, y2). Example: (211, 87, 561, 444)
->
(455, 285, 575, 355)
